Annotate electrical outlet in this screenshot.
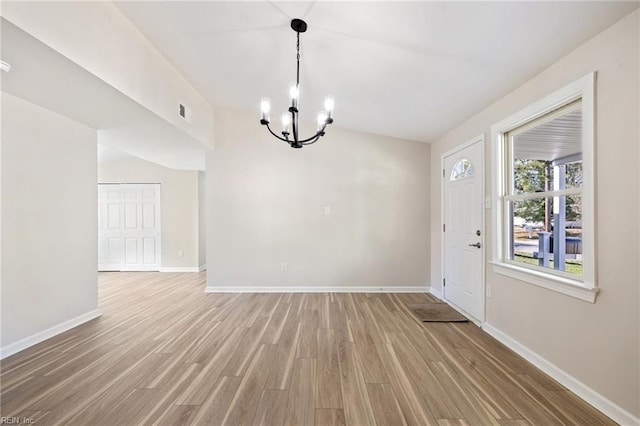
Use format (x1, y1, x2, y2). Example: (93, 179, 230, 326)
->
(280, 262, 288, 272)
(177, 250, 184, 257)
(486, 285, 492, 298)
(324, 205, 332, 215)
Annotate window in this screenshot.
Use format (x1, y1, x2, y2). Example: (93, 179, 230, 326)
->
(490, 74, 597, 303)
(450, 159, 474, 181)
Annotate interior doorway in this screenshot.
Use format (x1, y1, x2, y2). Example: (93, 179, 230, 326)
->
(98, 183, 161, 271)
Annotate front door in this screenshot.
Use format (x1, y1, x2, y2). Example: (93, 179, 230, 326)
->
(443, 138, 484, 322)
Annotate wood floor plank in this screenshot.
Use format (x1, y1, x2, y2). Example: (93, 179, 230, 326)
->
(429, 361, 500, 426)
(0, 272, 617, 426)
(19, 337, 163, 414)
(437, 419, 471, 426)
(317, 294, 332, 329)
(366, 383, 408, 426)
(138, 362, 204, 424)
(368, 298, 402, 337)
(60, 352, 172, 425)
(510, 373, 579, 425)
(538, 388, 615, 426)
(455, 348, 564, 425)
(252, 389, 289, 426)
(190, 376, 243, 426)
(152, 404, 200, 425)
(221, 318, 270, 376)
(0, 376, 60, 415)
(425, 329, 522, 420)
(358, 300, 388, 344)
(265, 311, 303, 390)
(337, 342, 377, 426)
(426, 323, 472, 349)
(387, 332, 464, 419)
(378, 293, 402, 313)
(284, 358, 316, 426)
(315, 408, 346, 426)
(496, 420, 532, 425)
(222, 344, 276, 425)
(95, 388, 161, 426)
(329, 299, 350, 344)
(303, 293, 319, 311)
(376, 342, 439, 426)
(341, 293, 365, 321)
(316, 328, 343, 409)
(296, 309, 318, 359)
(173, 326, 247, 405)
(261, 302, 292, 345)
(454, 324, 565, 391)
(349, 319, 389, 383)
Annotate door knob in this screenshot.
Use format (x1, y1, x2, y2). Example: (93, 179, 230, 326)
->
(468, 242, 481, 248)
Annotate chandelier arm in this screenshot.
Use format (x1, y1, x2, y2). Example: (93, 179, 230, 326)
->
(264, 122, 292, 144)
(301, 134, 324, 145)
(296, 121, 330, 144)
(301, 137, 321, 146)
(298, 131, 325, 145)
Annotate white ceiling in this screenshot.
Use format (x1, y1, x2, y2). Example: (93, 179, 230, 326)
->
(114, 1, 638, 143)
(97, 144, 135, 163)
(1, 18, 207, 170)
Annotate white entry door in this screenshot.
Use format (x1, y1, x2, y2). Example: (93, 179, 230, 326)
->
(443, 138, 484, 322)
(98, 183, 161, 271)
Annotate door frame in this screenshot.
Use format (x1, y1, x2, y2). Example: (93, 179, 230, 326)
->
(440, 134, 486, 324)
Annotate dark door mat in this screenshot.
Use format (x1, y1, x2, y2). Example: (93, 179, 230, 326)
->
(407, 302, 469, 322)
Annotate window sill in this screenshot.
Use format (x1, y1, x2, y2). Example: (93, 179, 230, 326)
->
(489, 261, 598, 303)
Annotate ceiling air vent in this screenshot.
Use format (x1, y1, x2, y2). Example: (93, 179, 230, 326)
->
(178, 102, 192, 123)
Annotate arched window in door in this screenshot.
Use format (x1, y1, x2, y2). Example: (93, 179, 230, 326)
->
(450, 159, 474, 181)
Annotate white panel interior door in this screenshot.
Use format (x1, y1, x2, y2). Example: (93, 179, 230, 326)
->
(98, 184, 124, 271)
(443, 140, 484, 322)
(98, 183, 161, 271)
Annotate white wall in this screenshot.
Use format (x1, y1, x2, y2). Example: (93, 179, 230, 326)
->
(207, 108, 430, 290)
(99, 157, 201, 270)
(1, 2, 214, 148)
(198, 171, 206, 269)
(430, 11, 639, 420)
(1, 93, 99, 353)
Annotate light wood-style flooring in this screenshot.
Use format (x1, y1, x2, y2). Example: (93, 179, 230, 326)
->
(1, 272, 614, 425)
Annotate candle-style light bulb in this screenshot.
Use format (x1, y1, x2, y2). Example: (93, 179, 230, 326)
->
(289, 83, 299, 109)
(281, 112, 291, 134)
(260, 97, 271, 123)
(324, 96, 334, 120)
(317, 111, 328, 131)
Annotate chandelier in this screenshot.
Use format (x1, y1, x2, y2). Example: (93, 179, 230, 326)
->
(260, 19, 334, 149)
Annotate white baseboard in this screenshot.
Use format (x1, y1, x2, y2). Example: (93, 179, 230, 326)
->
(198, 264, 207, 272)
(160, 267, 201, 273)
(205, 285, 429, 293)
(428, 286, 443, 300)
(0, 309, 102, 360)
(483, 323, 640, 426)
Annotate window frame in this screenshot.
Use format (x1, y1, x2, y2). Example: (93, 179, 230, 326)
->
(490, 73, 598, 303)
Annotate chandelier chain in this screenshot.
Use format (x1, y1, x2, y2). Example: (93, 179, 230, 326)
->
(296, 31, 300, 86)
